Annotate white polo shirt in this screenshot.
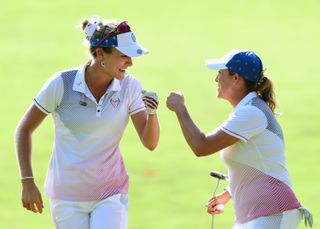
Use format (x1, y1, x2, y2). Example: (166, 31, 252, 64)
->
(34, 63, 146, 201)
(220, 92, 300, 223)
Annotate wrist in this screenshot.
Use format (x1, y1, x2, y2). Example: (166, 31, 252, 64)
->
(146, 108, 157, 115)
(175, 103, 186, 113)
(223, 186, 232, 198)
(21, 177, 35, 186)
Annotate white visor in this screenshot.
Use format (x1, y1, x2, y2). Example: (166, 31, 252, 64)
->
(115, 32, 149, 57)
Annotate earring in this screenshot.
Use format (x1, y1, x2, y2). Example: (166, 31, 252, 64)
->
(101, 60, 106, 68)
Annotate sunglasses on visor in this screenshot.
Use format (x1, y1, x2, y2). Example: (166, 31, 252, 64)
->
(95, 21, 131, 47)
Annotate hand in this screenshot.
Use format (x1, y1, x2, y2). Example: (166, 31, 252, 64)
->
(142, 90, 158, 115)
(206, 191, 231, 215)
(166, 92, 184, 112)
(21, 179, 44, 213)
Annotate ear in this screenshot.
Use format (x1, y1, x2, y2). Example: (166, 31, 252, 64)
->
(232, 73, 243, 86)
(233, 73, 240, 81)
(95, 48, 105, 59)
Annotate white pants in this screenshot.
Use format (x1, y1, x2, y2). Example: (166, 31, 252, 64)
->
(50, 194, 129, 229)
(233, 209, 302, 229)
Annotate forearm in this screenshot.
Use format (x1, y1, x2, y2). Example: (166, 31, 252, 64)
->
(15, 127, 34, 178)
(141, 114, 160, 150)
(15, 105, 47, 178)
(175, 105, 207, 156)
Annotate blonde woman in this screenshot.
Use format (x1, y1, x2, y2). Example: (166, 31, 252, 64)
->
(16, 16, 160, 229)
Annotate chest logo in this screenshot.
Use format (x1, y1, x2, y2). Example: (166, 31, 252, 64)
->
(110, 97, 120, 108)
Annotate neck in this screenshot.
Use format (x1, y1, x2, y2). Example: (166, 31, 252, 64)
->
(228, 89, 248, 108)
(85, 60, 113, 102)
(85, 60, 113, 89)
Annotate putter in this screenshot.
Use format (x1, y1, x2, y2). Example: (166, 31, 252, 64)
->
(209, 171, 228, 229)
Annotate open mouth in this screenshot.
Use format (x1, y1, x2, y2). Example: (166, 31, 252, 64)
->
(119, 69, 125, 73)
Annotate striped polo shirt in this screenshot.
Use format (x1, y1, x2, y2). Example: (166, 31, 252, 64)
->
(34, 63, 146, 201)
(220, 92, 300, 223)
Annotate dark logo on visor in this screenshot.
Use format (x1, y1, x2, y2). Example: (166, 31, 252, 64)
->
(131, 33, 136, 42)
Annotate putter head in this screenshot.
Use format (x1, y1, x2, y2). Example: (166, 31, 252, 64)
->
(210, 171, 228, 180)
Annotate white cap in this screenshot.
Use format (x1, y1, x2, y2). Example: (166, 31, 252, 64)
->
(115, 32, 148, 57)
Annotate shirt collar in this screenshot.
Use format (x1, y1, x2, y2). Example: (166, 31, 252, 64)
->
(234, 91, 258, 110)
(106, 77, 121, 93)
(73, 63, 122, 93)
(73, 64, 87, 93)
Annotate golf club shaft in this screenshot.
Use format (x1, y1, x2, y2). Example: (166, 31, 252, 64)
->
(211, 179, 221, 229)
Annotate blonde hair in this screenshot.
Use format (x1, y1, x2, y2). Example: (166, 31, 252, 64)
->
(254, 75, 277, 113)
(245, 74, 277, 113)
(228, 70, 277, 113)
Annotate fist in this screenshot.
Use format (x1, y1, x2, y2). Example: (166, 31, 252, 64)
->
(142, 90, 158, 115)
(166, 92, 184, 112)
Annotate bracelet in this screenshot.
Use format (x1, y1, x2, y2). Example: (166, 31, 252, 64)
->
(21, 176, 34, 180)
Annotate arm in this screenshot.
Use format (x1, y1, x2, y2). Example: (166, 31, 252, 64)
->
(166, 92, 239, 157)
(15, 104, 47, 213)
(131, 111, 160, 151)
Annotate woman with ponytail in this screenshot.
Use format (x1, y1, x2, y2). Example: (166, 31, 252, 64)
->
(167, 50, 312, 228)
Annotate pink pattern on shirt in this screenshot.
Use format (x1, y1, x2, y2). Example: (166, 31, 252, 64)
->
(228, 161, 301, 223)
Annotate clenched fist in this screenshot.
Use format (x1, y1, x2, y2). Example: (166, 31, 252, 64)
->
(166, 92, 185, 112)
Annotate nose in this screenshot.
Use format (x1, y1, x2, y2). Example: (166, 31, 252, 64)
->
(215, 74, 219, 82)
(127, 57, 133, 67)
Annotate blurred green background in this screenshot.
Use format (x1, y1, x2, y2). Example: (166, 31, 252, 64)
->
(1, 0, 319, 228)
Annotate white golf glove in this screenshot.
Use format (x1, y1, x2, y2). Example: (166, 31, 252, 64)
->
(298, 206, 313, 228)
(142, 90, 158, 115)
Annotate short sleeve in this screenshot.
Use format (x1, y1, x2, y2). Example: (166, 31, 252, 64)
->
(127, 77, 146, 115)
(33, 73, 64, 114)
(221, 106, 267, 142)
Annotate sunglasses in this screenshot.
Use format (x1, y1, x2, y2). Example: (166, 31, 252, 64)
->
(95, 21, 131, 47)
(115, 21, 131, 34)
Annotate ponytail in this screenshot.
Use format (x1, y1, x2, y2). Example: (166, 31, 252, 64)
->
(227, 69, 277, 113)
(244, 74, 277, 113)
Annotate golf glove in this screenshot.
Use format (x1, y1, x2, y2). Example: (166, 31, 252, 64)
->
(298, 206, 313, 228)
(142, 90, 158, 115)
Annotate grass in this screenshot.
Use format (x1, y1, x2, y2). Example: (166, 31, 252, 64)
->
(1, 0, 319, 228)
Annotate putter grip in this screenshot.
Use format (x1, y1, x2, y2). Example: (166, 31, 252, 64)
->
(210, 171, 228, 180)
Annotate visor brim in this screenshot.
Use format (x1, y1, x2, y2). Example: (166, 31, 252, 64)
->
(116, 44, 148, 57)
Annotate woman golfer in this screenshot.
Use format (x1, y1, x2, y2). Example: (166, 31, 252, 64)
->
(16, 16, 160, 229)
(166, 50, 312, 228)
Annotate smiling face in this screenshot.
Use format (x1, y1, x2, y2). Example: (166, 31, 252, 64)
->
(102, 48, 133, 80)
(215, 69, 235, 100)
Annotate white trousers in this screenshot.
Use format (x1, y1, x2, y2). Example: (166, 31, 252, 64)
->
(233, 209, 302, 229)
(50, 194, 129, 229)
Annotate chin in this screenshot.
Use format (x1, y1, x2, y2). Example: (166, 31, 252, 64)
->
(115, 73, 125, 80)
(216, 92, 222, 98)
